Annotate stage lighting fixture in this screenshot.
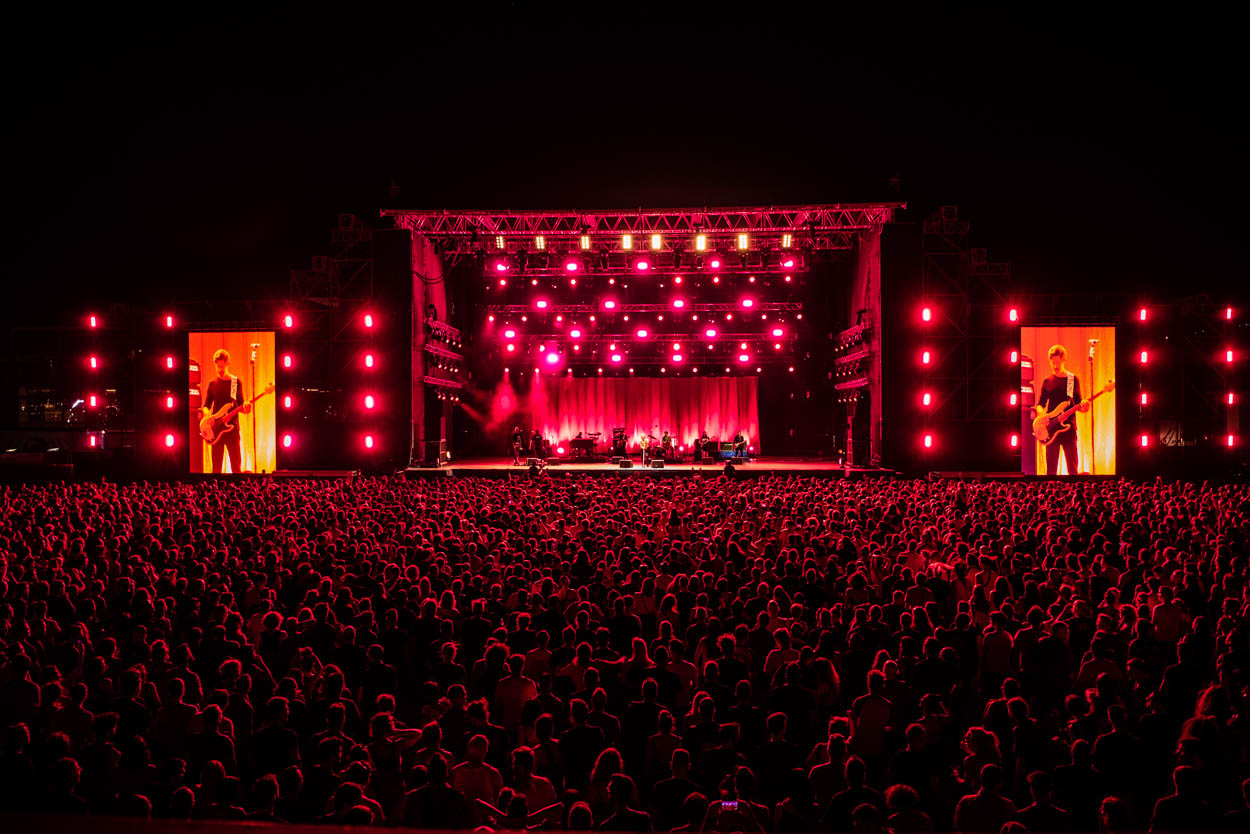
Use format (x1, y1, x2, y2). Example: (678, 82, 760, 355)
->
(1140, 434, 1149, 447)
(621, 234, 633, 250)
(774, 343, 782, 350)
(503, 329, 516, 339)
(611, 353, 622, 363)
(1226, 307, 1233, 320)
(781, 233, 793, 249)
(737, 233, 749, 250)
(1141, 392, 1148, 405)
(1229, 435, 1237, 447)
(1009, 350, 1019, 364)
(1010, 434, 1019, 448)
(672, 299, 685, 309)
(89, 314, 98, 328)
(165, 396, 174, 409)
(636, 329, 649, 338)
(535, 235, 546, 250)
(740, 342, 748, 350)
(491, 258, 511, 273)
(1009, 392, 1018, 406)
(772, 328, 783, 337)
(695, 233, 707, 251)
(165, 315, 174, 328)
(922, 392, 932, 407)
(364, 394, 375, 409)
(564, 256, 580, 272)
(580, 234, 591, 250)
(633, 256, 651, 272)
(705, 328, 717, 338)
(1140, 350, 1149, 364)
(506, 344, 516, 353)
(921, 350, 932, 365)
(364, 435, 374, 449)
(738, 353, 750, 363)
(1226, 349, 1234, 363)
(535, 300, 548, 309)
(672, 354, 683, 363)
(650, 234, 662, 250)
(923, 434, 933, 449)
(165, 433, 175, 448)
(282, 434, 292, 448)
(363, 313, 374, 328)
(1230, 392, 1236, 405)
(497, 278, 508, 288)
(785, 275, 792, 283)
(1139, 308, 1148, 322)
(283, 395, 292, 408)
(603, 300, 616, 309)
(165, 356, 174, 370)
(364, 353, 375, 368)
(1008, 308, 1019, 322)
(748, 275, 756, 283)
(709, 256, 721, 270)
(89, 355, 98, 369)
(87, 394, 97, 408)
(741, 298, 754, 308)
(89, 435, 97, 448)
(283, 354, 292, 369)
(921, 306, 932, 322)
(545, 352, 560, 365)
(495, 235, 505, 249)
(283, 314, 294, 328)
(788, 366, 794, 373)
(569, 329, 581, 338)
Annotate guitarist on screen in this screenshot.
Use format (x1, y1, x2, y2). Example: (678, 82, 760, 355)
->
(202, 348, 252, 473)
(1035, 344, 1090, 475)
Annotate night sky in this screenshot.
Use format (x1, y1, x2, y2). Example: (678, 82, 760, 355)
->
(8, 10, 1245, 330)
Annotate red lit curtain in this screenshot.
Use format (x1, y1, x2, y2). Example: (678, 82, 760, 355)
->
(529, 376, 760, 453)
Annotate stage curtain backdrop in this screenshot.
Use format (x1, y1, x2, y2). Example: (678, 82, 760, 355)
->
(529, 376, 760, 454)
(1022, 325, 1117, 475)
(188, 331, 277, 474)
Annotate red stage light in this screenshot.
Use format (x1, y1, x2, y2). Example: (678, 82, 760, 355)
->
(738, 353, 750, 363)
(671, 342, 682, 351)
(1141, 392, 1148, 405)
(1229, 435, 1237, 447)
(283, 314, 294, 328)
(570, 329, 581, 339)
(1140, 434, 1149, 448)
(772, 328, 783, 337)
(1008, 308, 1019, 322)
(774, 343, 782, 350)
(1230, 392, 1237, 405)
(741, 298, 754, 308)
(1226, 307, 1233, 320)
(674, 276, 683, 284)
(1139, 308, 1148, 322)
(283, 354, 292, 369)
(505, 344, 515, 352)
(165, 395, 174, 409)
(922, 392, 932, 407)
(635, 259, 650, 271)
(569, 278, 577, 287)
(1226, 349, 1234, 363)
(923, 434, 933, 449)
(1010, 434, 1019, 448)
(282, 434, 292, 448)
(672, 354, 684, 363)
(504, 329, 516, 339)
(364, 353, 375, 367)
(364, 394, 375, 409)
(611, 354, 622, 363)
(364, 435, 374, 449)
(1009, 350, 1019, 364)
(672, 299, 685, 308)
(1140, 350, 1149, 364)
(781, 257, 795, 268)
(785, 275, 792, 283)
(921, 350, 932, 365)
(88, 394, 97, 408)
(283, 394, 292, 408)
(748, 276, 756, 283)
(788, 366, 794, 372)
(1009, 392, 1018, 406)
(89, 355, 98, 369)
(536, 300, 548, 309)
(636, 329, 649, 338)
(603, 300, 616, 309)
(556, 445, 566, 455)
(495, 262, 509, 272)
(705, 328, 717, 338)
(88, 315, 98, 328)
(565, 260, 579, 272)
(488, 314, 495, 322)
(165, 356, 174, 370)
(89, 435, 97, 448)
(921, 306, 932, 323)
(546, 352, 560, 365)
(709, 258, 721, 269)
(165, 314, 174, 329)
(498, 278, 507, 287)
(363, 313, 374, 328)
(165, 433, 175, 448)
(713, 276, 721, 284)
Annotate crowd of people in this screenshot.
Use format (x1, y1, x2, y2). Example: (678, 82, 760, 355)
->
(0, 474, 1247, 832)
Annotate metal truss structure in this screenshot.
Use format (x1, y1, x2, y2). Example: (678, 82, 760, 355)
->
(487, 302, 802, 315)
(509, 333, 796, 345)
(383, 204, 903, 263)
(483, 252, 805, 277)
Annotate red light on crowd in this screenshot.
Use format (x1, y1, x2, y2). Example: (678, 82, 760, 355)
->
(283, 395, 292, 409)
(88, 315, 98, 328)
(1139, 308, 1148, 322)
(89, 355, 98, 369)
(282, 434, 292, 448)
(283, 354, 292, 369)
(283, 314, 294, 328)
(164, 314, 174, 329)
(364, 435, 374, 449)
(921, 350, 932, 365)
(636, 329, 649, 338)
(1009, 392, 1018, 406)
(1010, 434, 1019, 448)
(1009, 350, 1019, 364)
(165, 356, 174, 370)
(741, 298, 754, 308)
(611, 354, 622, 363)
(923, 434, 933, 449)
(364, 394, 375, 409)
(364, 353, 374, 368)
(1140, 350, 1149, 364)
(705, 328, 717, 338)
(1140, 434, 1150, 448)
(363, 313, 374, 328)
(1141, 392, 1149, 405)
(164, 434, 175, 448)
(922, 392, 932, 407)
(1008, 308, 1019, 322)
(165, 395, 174, 409)
(921, 307, 932, 323)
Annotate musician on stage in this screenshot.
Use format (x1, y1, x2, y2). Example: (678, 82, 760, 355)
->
(202, 349, 252, 474)
(531, 429, 546, 461)
(511, 426, 524, 465)
(695, 430, 711, 462)
(640, 434, 651, 466)
(661, 430, 673, 460)
(733, 431, 748, 459)
(1036, 344, 1090, 475)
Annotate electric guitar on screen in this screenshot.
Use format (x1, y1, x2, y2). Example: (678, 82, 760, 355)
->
(199, 383, 275, 445)
(1032, 379, 1115, 446)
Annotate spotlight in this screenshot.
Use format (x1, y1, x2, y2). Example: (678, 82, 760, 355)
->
(364, 353, 375, 368)
(621, 234, 633, 250)
(506, 344, 515, 352)
(165, 395, 174, 409)
(1008, 307, 1019, 322)
(672, 299, 685, 309)
(164, 314, 175, 329)
(922, 350, 932, 365)
(89, 355, 98, 369)
(580, 234, 591, 250)
(504, 329, 516, 339)
(546, 352, 560, 365)
(636, 329, 649, 338)
(705, 328, 717, 338)
(1229, 435, 1237, 447)
(165, 433, 175, 448)
(633, 256, 650, 272)
(736, 233, 749, 250)
(1009, 350, 1019, 364)
(922, 392, 932, 407)
(741, 299, 754, 308)
(88, 394, 97, 408)
(611, 354, 622, 363)
(364, 435, 375, 449)
(1141, 392, 1148, 405)
(738, 353, 750, 363)
(282, 434, 292, 448)
(921, 306, 932, 323)
(1140, 350, 1149, 364)
(283, 314, 294, 328)
(1226, 307, 1233, 320)
(1010, 434, 1019, 448)
(1226, 349, 1234, 363)
(695, 233, 707, 251)
(165, 356, 175, 370)
(650, 234, 662, 250)
(923, 434, 933, 449)
(569, 329, 581, 339)
(1139, 307, 1148, 322)
(781, 233, 793, 249)
(671, 354, 683, 363)
(364, 394, 375, 409)
(1009, 392, 1018, 406)
(535, 235, 546, 250)
(283, 395, 292, 408)
(535, 299, 548, 309)
(495, 235, 505, 249)
(88, 314, 98, 328)
(772, 328, 783, 337)
(363, 312, 374, 328)
(1140, 434, 1149, 448)
(564, 255, 581, 272)
(283, 354, 293, 369)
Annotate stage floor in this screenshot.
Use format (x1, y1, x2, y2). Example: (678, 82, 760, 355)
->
(408, 457, 895, 478)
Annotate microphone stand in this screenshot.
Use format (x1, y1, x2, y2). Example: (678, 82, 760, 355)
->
(1087, 340, 1097, 475)
(250, 343, 260, 473)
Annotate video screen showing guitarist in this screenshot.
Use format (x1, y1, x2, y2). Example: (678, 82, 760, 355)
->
(1036, 344, 1090, 475)
(203, 348, 252, 473)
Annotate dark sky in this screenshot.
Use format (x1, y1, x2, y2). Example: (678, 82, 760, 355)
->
(8, 9, 1246, 328)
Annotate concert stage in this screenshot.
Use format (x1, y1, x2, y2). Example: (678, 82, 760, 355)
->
(405, 457, 894, 478)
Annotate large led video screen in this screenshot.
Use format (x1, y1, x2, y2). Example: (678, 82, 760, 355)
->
(1021, 325, 1116, 475)
(189, 331, 276, 473)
